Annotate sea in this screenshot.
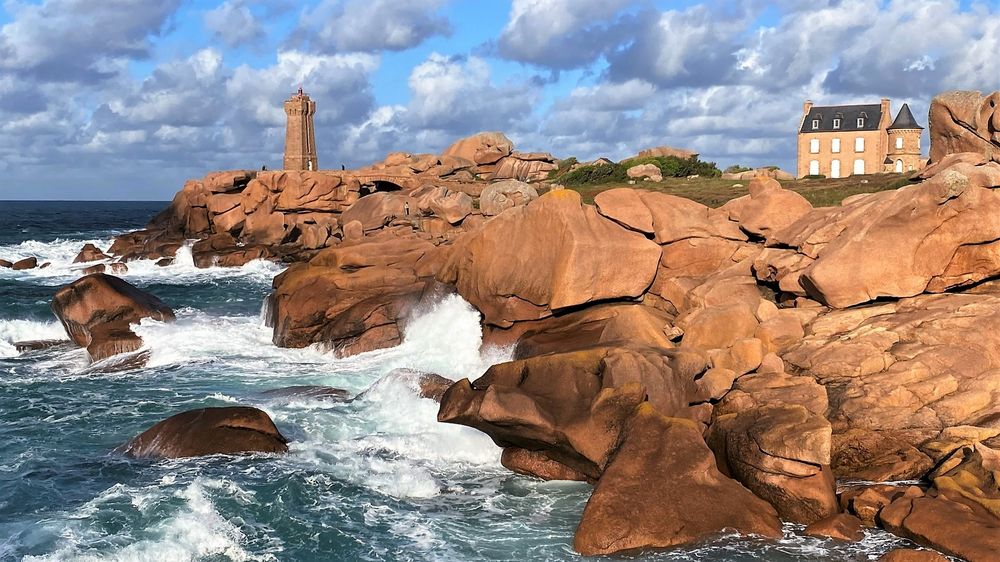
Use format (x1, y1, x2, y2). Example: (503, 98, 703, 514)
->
(0, 201, 922, 561)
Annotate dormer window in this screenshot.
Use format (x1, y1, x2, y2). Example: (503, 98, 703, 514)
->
(812, 119, 820, 130)
(833, 118, 841, 129)
(857, 117, 865, 127)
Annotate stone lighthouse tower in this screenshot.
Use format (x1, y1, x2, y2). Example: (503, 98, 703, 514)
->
(283, 88, 318, 171)
(885, 103, 924, 173)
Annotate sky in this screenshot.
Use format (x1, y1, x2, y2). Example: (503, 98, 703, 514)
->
(0, 0, 998, 200)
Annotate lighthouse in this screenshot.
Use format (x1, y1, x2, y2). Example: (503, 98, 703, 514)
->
(283, 87, 318, 171)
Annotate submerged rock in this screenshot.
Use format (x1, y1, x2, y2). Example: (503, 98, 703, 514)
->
(51, 273, 175, 362)
(259, 385, 351, 402)
(119, 406, 288, 459)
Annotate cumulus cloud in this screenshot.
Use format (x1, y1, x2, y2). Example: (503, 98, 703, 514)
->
(0, 0, 181, 84)
(496, 0, 637, 69)
(204, 0, 266, 47)
(297, 0, 450, 53)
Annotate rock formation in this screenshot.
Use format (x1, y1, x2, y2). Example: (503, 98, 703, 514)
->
(51, 273, 175, 362)
(119, 407, 288, 458)
(928, 90, 1000, 163)
(117, 105, 1000, 557)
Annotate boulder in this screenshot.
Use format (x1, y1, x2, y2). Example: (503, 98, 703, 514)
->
(771, 161, 1000, 308)
(51, 273, 175, 361)
(594, 188, 744, 244)
(573, 405, 782, 555)
(73, 243, 110, 263)
(626, 163, 662, 182)
(880, 491, 1000, 562)
(259, 385, 351, 402)
(439, 190, 661, 328)
(118, 407, 288, 458)
(268, 236, 445, 355)
(12, 257, 37, 270)
(635, 146, 699, 160)
(708, 405, 839, 524)
(928, 90, 1000, 164)
(501, 448, 589, 482)
(489, 153, 558, 182)
(732, 177, 813, 239)
(410, 185, 474, 224)
(82, 264, 106, 275)
(478, 179, 538, 216)
(878, 550, 949, 562)
(840, 484, 922, 527)
(438, 345, 707, 479)
(340, 192, 416, 232)
(442, 132, 514, 166)
(0, 259, 10, 268)
(803, 513, 865, 542)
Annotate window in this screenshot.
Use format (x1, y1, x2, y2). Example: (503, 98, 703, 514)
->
(896, 137, 904, 149)
(832, 138, 841, 153)
(831, 160, 841, 178)
(809, 160, 820, 176)
(810, 139, 820, 153)
(833, 118, 841, 129)
(855, 137, 865, 152)
(857, 117, 865, 127)
(895, 160, 903, 173)
(917, 136, 921, 150)
(812, 119, 820, 130)
(854, 159, 865, 175)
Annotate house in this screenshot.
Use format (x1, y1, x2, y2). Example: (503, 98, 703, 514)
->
(797, 98, 924, 179)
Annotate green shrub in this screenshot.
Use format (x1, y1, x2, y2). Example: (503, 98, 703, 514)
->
(724, 164, 752, 174)
(621, 155, 722, 179)
(804, 174, 826, 180)
(559, 162, 628, 185)
(548, 156, 579, 179)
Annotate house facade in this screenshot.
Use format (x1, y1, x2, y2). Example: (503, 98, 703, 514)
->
(797, 98, 924, 179)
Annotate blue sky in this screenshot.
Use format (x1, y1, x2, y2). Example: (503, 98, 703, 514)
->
(0, 0, 998, 200)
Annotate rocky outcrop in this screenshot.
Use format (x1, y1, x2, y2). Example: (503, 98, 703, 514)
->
(51, 273, 175, 362)
(708, 405, 838, 524)
(573, 406, 782, 555)
(73, 243, 110, 263)
(500, 448, 589, 482)
(267, 233, 447, 356)
(758, 159, 1000, 307)
(634, 145, 699, 160)
(439, 345, 708, 479)
(928, 90, 1000, 164)
(440, 190, 661, 329)
(478, 179, 538, 216)
(119, 407, 288, 458)
(626, 163, 662, 182)
(722, 167, 794, 181)
(12, 257, 37, 270)
(878, 550, 950, 562)
(803, 513, 864, 542)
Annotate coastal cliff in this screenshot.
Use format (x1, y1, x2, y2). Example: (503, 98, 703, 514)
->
(57, 92, 1000, 559)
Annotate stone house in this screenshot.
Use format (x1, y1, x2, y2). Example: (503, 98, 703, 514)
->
(797, 99, 924, 178)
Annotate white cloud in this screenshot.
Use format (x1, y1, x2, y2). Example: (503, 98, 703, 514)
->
(204, 0, 266, 47)
(298, 0, 450, 53)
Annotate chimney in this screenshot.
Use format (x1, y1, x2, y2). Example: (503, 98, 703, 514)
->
(881, 97, 891, 118)
(803, 100, 814, 116)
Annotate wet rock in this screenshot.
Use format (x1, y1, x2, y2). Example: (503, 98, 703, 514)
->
(573, 405, 782, 555)
(13, 339, 73, 352)
(73, 243, 110, 263)
(109, 262, 128, 274)
(119, 406, 288, 459)
(803, 513, 864, 542)
(51, 273, 175, 362)
(840, 484, 922, 527)
(82, 264, 105, 275)
(12, 257, 37, 270)
(501, 448, 589, 482)
(880, 491, 1000, 562)
(155, 258, 173, 267)
(259, 385, 351, 401)
(0, 259, 11, 268)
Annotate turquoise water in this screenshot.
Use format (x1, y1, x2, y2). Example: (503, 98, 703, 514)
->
(0, 201, 915, 561)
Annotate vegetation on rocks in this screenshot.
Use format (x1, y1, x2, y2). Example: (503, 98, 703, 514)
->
(554, 155, 722, 186)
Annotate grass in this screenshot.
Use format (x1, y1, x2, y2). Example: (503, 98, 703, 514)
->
(555, 172, 918, 208)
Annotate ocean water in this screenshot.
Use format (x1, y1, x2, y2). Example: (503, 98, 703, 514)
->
(0, 201, 920, 561)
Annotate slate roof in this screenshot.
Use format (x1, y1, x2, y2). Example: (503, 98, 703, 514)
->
(888, 103, 924, 130)
(800, 104, 883, 133)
